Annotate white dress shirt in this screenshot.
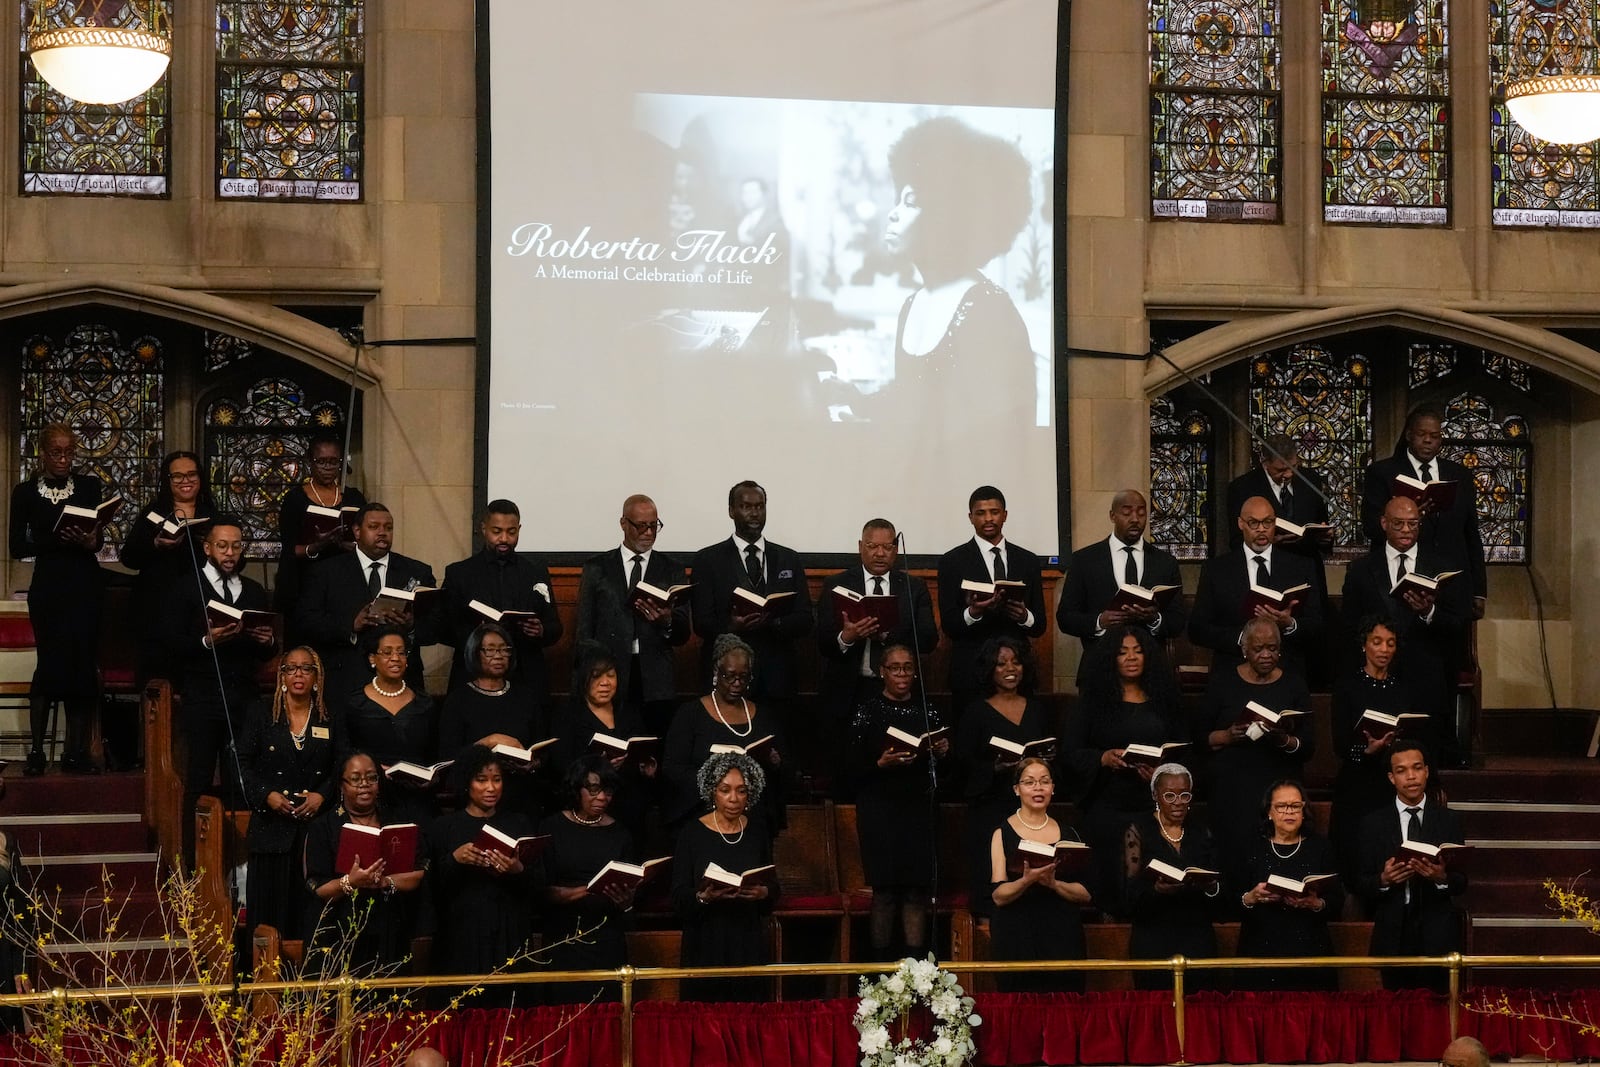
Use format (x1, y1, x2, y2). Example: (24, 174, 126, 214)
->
(963, 535, 1034, 629)
(619, 545, 655, 653)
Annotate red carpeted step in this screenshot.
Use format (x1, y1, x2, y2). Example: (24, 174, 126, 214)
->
(1443, 766, 1600, 805)
(1457, 841, 1600, 879)
(3, 769, 145, 814)
(1468, 876, 1583, 916)
(21, 851, 164, 898)
(1452, 800, 1600, 839)
(8, 813, 152, 856)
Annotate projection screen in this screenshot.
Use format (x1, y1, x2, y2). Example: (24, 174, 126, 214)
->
(480, 0, 1062, 557)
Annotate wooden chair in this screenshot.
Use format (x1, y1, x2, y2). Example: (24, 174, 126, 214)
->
(770, 801, 849, 996)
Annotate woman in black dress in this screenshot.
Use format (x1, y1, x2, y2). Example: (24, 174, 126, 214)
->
(428, 745, 539, 1001)
(1066, 625, 1185, 915)
(342, 625, 438, 819)
(953, 636, 1055, 917)
(120, 450, 215, 682)
(1122, 764, 1223, 991)
(274, 434, 366, 633)
(441, 622, 545, 816)
(665, 634, 785, 836)
(1199, 617, 1314, 878)
(539, 755, 639, 1004)
(8, 424, 105, 775)
(302, 751, 428, 975)
(849, 642, 949, 960)
(549, 645, 660, 843)
(1235, 779, 1343, 990)
(236, 646, 339, 941)
(989, 756, 1090, 993)
(1331, 614, 1410, 884)
(672, 751, 777, 1002)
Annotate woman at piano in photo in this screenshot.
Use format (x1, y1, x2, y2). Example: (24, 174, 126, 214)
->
(1330, 614, 1412, 885)
(7, 423, 107, 776)
(1234, 779, 1343, 990)
(549, 644, 659, 843)
(341, 625, 438, 819)
(274, 434, 366, 627)
(989, 756, 1089, 993)
(1121, 763, 1223, 990)
(849, 642, 948, 961)
(1198, 616, 1313, 878)
(440, 621, 545, 817)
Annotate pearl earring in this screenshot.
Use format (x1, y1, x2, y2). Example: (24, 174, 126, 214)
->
(281, 684, 288, 693)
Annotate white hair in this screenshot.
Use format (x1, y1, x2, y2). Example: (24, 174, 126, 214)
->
(1150, 762, 1193, 797)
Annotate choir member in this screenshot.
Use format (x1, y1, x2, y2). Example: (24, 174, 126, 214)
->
(1234, 779, 1343, 990)
(1330, 615, 1411, 886)
(439, 622, 544, 816)
(274, 435, 366, 631)
(1122, 764, 1223, 990)
(549, 645, 659, 844)
(120, 449, 214, 688)
(341, 626, 437, 819)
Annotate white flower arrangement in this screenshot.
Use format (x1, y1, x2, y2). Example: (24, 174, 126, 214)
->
(855, 955, 981, 1067)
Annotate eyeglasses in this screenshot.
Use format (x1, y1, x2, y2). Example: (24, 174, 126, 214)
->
(372, 648, 409, 659)
(1272, 802, 1306, 813)
(882, 663, 916, 674)
(1018, 777, 1053, 789)
(1160, 791, 1194, 804)
(343, 774, 380, 786)
(168, 471, 201, 482)
(582, 782, 616, 796)
(624, 518, 665, 533)
(1388, 519, 1421, 530)
(279, 663, 316, 675)
(717, 670, 751, 683)
(207, 541, 245, 552)
(479, 645, 512, 658)
(1241, 518, 1276, 530)
(310, 457, 343, 468)
(42, 446, 75, 459)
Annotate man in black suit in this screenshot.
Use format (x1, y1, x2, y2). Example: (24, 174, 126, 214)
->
(440, 499, 563, 699)
(1341, 495, 1471, 763)
(690, 480, 815, 703)
(161, 516, 276, 866)
(936, 486, 1048, 716)
(1223, 434, 1331, 551)
(576, 493, 692, 735)
(293, 502, 438, 701)
(1055, 489, 1187, 682)
(1360, 404, 1487, 615)
(1187, 495, 1324, 671)
(1356, 739, 1467, 990)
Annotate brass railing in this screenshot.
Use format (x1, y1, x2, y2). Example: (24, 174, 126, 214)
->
(2, 953, 1597, 1067)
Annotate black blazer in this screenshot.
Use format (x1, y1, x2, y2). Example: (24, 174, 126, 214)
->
(935, 538, 1048, 697)
(161, 571, 276, 714)
(1361, 453, 1486, 599)
(1186, 547, 1324, 668)
(440, 549, 564, 696)
(1223, 466, 1331, 551)
(815, 568, 937, 717)
(1055, 537, 1187, 680)
(1356, 800, 1467, 957)
(690, 537, 815, 700)
(235, 699, 341, 852)
(1340, 547, 1469, 720)
(294, 551, 438, 699)
(575, 548, 692, 703)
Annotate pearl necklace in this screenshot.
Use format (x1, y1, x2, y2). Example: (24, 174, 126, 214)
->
(713, 811, 746, 845)
(37, 476, 74, 505)
(1156, 814, 1185, 845)
(1016, 808, 1049, 831)
(371, 676, 408, 698)
(1270, 838, 1302, 859)
(307, 480, 341, 508)
(710, 692, 753, 737)
(469, 680, 510, 697)
(570, 809, 603, 826)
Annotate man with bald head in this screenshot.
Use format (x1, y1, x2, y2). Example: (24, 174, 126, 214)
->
(1441, 1036, 1491, 1067)
(1187, 494, 1324, 671)
(576, 494, 691, 734)
(1055, 489, 1187, 680)
(1341, 494, 1471, 762)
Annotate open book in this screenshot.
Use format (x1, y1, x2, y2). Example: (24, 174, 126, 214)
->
(375, 585, 442, 611)
(475, 824, 551, 863)
(469, 599, 545, 625)
(1121, 741, 1187, 769)
(300, 503, 360, 544)
(1146, 858, 1219, 888)
(1266, 872, 1339, 899)
(630, 580, 691, 610)
(384, 759, 454, 787)
(587, 856, 672, 895)
(1009, 838, 1091, 876)
(1236, 701, 1306, 739)
(1274, 517, 1334, 543)
(882, 726, 948, 758)
(709, 735, 776, 762)
(205, 599, 279, 632)
(698, 861, 776, 893)
(1391, 473, 1457, 513)
(961, 578, 1028, 602)
(1242, 581, 1311, 617)
(731, 587, 795, 620)
(146, 511, 211, 536)
(1103, 582, 1181, 614)
(1393, 839, 1471, 866)
(53, 495, 123, 539)
(832, 586, 900, 630)
(491, 739, 558, 771)
(336, 822, 420, 874)
(1390, 569, 1463, 598)
(989, 736, 1056, 760)
(1357, 709, 1430, 736)
(588, 733, 661, 764)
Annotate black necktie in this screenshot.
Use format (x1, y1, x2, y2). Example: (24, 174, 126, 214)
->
(744, 543, 763, 590)
(991, 546, 1007, 582)
(1280, 483, 1294, 515)
(1395, 552, 1409, 586)
(1253, 553, 1269, 586)
(629, 554, 644, 589)
(1123, 546, 1138, 585)
(1405, 806, 1422, 904)
(871, 576, 884, 596)
(218, 576, 234, 605)
(367, 561, 382, 598)
(1419, 461, 1432, 483)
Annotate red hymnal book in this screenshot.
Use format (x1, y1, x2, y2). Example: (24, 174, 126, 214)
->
(336, 822, 419, 874)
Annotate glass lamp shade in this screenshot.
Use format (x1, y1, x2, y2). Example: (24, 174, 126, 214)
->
(29, 25, 170, 105)
(1506, 74, 1600, 145)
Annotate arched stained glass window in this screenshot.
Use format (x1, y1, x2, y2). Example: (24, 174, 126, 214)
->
(1322, 0, 1450, 224)
(20, 0, 171, 197)
(1439, 392, 1530, 562)
(216, 0, 364, 201)
(1248, 342, 1373, 550)
(1491, 0, 1600, 227)
(1150, 0, 1282, 221)
(1149, 394, 1214, 559)
(205, 376, 347, 557)
(18, 326, 165, 560)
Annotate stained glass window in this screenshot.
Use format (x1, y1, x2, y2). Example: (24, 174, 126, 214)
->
(1491, 0, 1600, 227)
(1407, 341, 1533, 394)
(216, 0, 363, 201)
(1149, 394, 1214, 559)
(205, 376, 348, 557)
(1439, 392, 1530, 562)
(1248, 342, 1373, 550)
(1483, 351, 1533, 390)
(1150, 0, 1282, 221)
(19, 0, 171, 197)
(1408, 341, 1458, 387)
(1322, 0, 1450, 224)
(18, 326, 165, 560)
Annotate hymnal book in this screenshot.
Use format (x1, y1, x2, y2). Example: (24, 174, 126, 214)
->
(1390, 569, 1463, 598)
(335, 822, 420, 874)
(52, 495, 123, 538)
(882, 725, 949, 757)
(698, 861, 776, 893)
(586, 856, 671, 895)
(468, 599, 545, 625)
(1242, 582, 1311, 617)
(1236, 701, 1306, 728)
(1390, 474, 1458, 513)
(300, 503, 361, 544)
(988, 735, 1057, 760)
(474, 824, 551, 863)
(588, 733, 662, 764)
(205, 599, 280, 632)
(1008, 838, 1092, 875)
(1121, 741, 1188, 768)
(1274, 517, 1334, 543)
(960, 578, 1028, 602)
(708, 735, 776, 761)
(1103, 582, 1181, 614)
(375, 585, 441, 610)
(832, 586, 901, 631)
(384, 759, 454, 787)
(731, 587, 795, 618)
(629, 581, 692, 610)
(1266, 872, 1339, 899)
(1357, 709, 1430, 735)
(1146, 858, 1220, 887)
(491, 739, 558, 770)
(145, 511, 211, 535)
(1393, 839, 1471, 866)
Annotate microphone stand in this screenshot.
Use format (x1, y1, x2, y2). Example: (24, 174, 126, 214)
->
(896, 530, 942, 962)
